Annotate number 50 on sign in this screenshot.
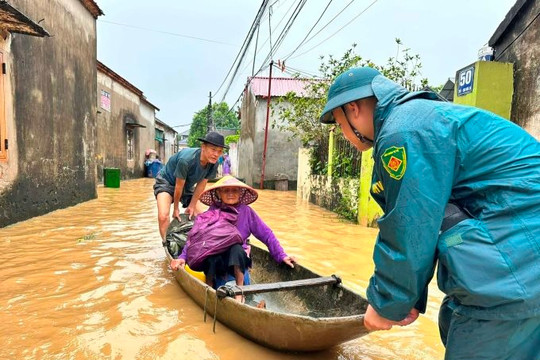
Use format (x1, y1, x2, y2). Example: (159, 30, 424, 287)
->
(456, 65, 475, 96)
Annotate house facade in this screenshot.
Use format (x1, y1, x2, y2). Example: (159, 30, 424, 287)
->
(237, 76, 306, 189)
(0, 0, 103, 227)
(97, 61, 158, 180)
(155, 118, 177, 162)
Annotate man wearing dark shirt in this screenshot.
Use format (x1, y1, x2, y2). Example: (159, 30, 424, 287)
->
(153, 132, 227, 241)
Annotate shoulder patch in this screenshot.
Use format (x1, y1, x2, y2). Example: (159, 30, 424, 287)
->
(381, 146, 406, 180)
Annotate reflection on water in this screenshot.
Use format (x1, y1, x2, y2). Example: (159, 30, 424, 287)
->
(0, 178, 444, 359)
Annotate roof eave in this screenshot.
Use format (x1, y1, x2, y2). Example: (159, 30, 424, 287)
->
(488, 0, 529, 46)
(0, 1, 50, 37)
(79, 0, 104, 19)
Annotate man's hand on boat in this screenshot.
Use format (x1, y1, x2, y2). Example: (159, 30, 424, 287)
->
(172, 207, 182, 222)
(282, 255, 297, 268)
(364, 305, 420, 331)
(184, 205, 196, 220)
(170, 258, 186, 270)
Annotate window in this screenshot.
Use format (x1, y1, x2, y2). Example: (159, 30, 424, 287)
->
(126, 129, 134, 160)
(0, 51, 6, 162)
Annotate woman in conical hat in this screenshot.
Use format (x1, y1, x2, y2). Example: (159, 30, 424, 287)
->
(171, 175, 296, 299)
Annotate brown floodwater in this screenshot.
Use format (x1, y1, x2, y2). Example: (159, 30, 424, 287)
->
(0, 178, 445, 359)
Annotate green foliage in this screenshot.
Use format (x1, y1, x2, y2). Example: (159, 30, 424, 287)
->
(273, 39, 432, 174)
(309, 148, 327, 176)
(225, 134, 240, 146)
(335, 183, 357, 222)
(332, 148, 354, 177)
(187, 102, 240, 147)
(310, 177, 358, 222)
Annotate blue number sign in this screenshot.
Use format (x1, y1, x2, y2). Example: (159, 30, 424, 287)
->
(457, 65, 475, 96)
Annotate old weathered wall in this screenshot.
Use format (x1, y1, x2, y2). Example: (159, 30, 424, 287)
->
(139, 103, 157, 160)
(250, 99, 301, 189)
(96, 72, 155, 181)
(492, 0, 540, 139)
(0, 0, 98, 227)
(239, 90, 301, 189)
(238, 89, 256, 185)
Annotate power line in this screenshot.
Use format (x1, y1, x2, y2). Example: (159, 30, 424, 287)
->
(238, 0, 299, 79)
(265, 0, 308, 60)
(214, 0, 270, 99)
(224, 62, 272, 118)
(98, 20, 238, 47)
(291, 0, 379, 60)
(220, 0, 307, 108)
(254, 0, 308, 76)
(288, 0, 356, 58)
(283, 64, 319, 78)
(221, 0, 307, 103)
(283, 0, 334, 61)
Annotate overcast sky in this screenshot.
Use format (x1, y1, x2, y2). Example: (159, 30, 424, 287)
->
(96, 0, 516, 129)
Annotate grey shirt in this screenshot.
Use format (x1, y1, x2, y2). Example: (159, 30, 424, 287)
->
(160, 148, 217, 194)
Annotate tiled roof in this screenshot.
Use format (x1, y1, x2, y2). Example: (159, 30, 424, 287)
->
(248, 76, 314, 98)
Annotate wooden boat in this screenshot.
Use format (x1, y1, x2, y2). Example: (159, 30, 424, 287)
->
(164, 219, 369, 352)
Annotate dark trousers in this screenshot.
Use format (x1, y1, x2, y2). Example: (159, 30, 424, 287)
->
(202, 244, 251, 285)
(439, 296, 540, 360)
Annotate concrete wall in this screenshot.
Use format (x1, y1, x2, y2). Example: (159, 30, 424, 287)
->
(0, 0, 98, 227)
(296, 148, 311, 201)
(297, 148, 360, 222)
(139, 104, 157, 160)
(453, 61, 514, 120)
(239, 90, 302, 189)
(164, 128, 177, 162)
(96, 72, 156, 181)
(491, 0, 540, 139)
(238, 89, 256, 185)
(297, 147, 382, 226)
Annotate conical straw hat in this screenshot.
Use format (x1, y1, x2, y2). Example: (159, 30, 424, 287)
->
(199, 175, 258, 206)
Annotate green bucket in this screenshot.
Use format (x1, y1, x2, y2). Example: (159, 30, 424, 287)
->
(103, 168, 121, 188)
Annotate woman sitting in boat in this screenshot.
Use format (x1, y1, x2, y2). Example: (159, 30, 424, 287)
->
(171, 175, 296, 299)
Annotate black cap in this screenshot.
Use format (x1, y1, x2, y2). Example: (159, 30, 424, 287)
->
(197, 131, 229, 149)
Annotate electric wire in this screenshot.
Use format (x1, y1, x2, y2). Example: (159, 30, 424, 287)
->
(218, 1, 274, 102)
(98, 19, 238, 47)
(286, 0, 357, 59)
(224, 62, 272, 118)
(282, 0, 334, 61)
(291, 0, 379, 60)
(283, 64, 319, 78)
(253, 0, 307, 77)
(223, 0, 306, 103)
(238, 0, 299, 79)
(214, 0, 270, 99)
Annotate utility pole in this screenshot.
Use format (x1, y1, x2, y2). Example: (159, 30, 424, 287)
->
(207, 91, 213, 132)
(260, 60, 273, 190)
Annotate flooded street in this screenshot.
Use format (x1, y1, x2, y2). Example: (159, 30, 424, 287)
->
(0, 178, 445, 359)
